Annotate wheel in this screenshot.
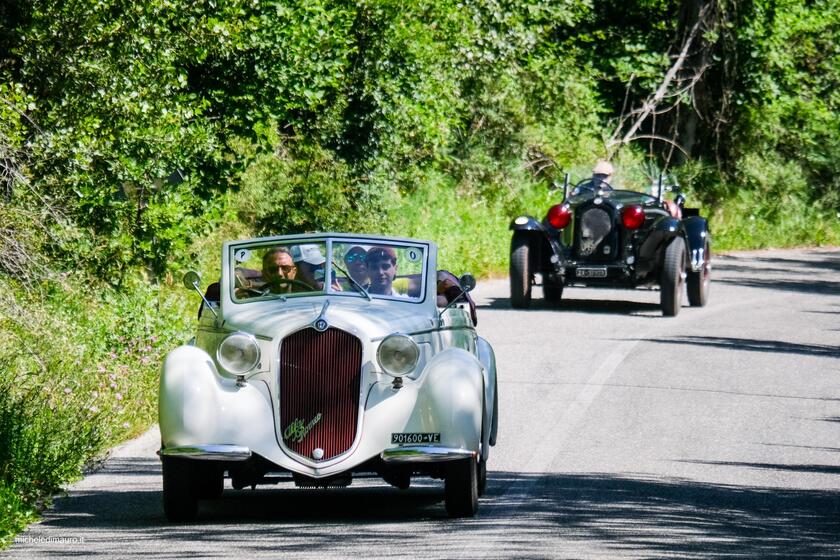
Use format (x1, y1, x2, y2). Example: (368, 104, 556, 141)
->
(660, 236, 686, 317)
(444, 456, 479, 517)
(195, 464, 224, 500)
(510, 232, 533, 309)
(477, 458, 487, 497)
(687, 240, 711, 307)
(543, 279, 563, 304)
(162, 457, 199, 522)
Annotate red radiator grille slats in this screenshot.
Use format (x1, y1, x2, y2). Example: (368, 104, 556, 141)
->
(279, 327, 362, 461)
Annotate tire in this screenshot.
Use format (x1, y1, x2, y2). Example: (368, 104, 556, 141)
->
(660, 236, 686, 317)
(195, 464, 224, 500)
(444, 456, 479, 517)
(162, 457, 199, 522)
(687, 240, 711, 307)
(543, 280, 563, 304)
(509, 232, 533, 309)
(477, 458, 487, 497)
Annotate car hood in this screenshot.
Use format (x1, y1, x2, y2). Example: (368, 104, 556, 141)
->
(221, 297, 436, 341)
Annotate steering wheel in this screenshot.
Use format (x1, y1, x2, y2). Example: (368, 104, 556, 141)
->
(240, 279, 319, 297)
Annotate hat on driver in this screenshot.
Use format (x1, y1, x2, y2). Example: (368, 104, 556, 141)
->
(592, 160, 614, 176)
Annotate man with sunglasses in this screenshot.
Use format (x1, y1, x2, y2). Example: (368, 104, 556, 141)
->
(343, 246, 370, 288)
(261, 246, 297, 293)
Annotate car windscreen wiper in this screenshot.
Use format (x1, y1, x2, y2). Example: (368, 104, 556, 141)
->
(331, 260, 372, 301)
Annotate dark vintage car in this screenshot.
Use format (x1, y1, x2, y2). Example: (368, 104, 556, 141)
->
(508, 175, 711, 316)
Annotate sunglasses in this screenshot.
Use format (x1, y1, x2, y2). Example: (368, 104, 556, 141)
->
(267, 265, 295, 274)
(345, 252, 367, 264)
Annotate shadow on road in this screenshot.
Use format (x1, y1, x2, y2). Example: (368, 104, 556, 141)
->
(714, 251, 840, 296)
(714, 276, 840, 296)
(478, 296, 661, 316)
(644, 335, 840, 359)
(29, 464, 840, 558)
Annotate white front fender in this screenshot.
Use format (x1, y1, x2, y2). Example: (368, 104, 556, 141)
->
(159, 345, 274, 449)
(415, 347, 484, 453)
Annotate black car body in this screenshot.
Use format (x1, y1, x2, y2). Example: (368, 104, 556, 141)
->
(509, 177, 711, 316)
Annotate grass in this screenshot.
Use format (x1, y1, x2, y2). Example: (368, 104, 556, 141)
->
(0, 274, 195, 548)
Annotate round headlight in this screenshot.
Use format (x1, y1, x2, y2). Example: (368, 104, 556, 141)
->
(377, 334, 420, 376)
(216, 332, 260, 375)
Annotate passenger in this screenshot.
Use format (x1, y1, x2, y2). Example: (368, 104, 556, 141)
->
(261, 246, 296, 293)
(436, 270, 478, 326)
(290, 244, 327, 291)
(343, 245, 370, 287)
(366, 246, 403, 296)
(290, 244, 342, 292)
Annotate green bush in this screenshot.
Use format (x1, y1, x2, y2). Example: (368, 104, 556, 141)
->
(0, 274, 195, 544)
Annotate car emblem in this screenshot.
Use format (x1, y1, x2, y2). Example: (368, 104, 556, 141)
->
(283, 413, 323, 444)
(313, 300, 330, 332)
(312, 448, 325, 460)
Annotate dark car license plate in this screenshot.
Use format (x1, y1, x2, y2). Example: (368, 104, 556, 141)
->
(576, 267, 608, 278)
(391, 433, 441, 445)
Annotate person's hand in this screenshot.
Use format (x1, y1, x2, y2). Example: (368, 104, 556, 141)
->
(664, 199, 682, 219)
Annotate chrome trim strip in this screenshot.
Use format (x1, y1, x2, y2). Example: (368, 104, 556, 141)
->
(158, 445, 252, 461)
(380, 446, 476, 463)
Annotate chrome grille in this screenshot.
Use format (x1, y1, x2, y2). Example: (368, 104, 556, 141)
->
(578, 208, 612, 257)
(279, 327, 362, 461)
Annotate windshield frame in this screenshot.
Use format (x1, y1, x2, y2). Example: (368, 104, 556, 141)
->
(226, 235, 431, 305)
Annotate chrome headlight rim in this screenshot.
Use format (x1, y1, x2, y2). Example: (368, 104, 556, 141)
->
(377, 333, 420, 377)
(216, 331, 261, 375)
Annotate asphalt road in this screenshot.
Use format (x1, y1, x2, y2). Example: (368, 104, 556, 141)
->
(5, 248, 840, 559)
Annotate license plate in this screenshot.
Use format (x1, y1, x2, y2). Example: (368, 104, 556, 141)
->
(391, 433, 441, 445)
(576, 267, 608, 278)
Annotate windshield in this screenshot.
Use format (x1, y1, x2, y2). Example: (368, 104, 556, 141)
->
(230, 238, 427, 303)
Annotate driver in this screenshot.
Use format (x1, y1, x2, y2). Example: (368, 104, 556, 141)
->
(261, 246, 296, 293)
(572, 160, 615, 196)
(591, 160, 614, 186)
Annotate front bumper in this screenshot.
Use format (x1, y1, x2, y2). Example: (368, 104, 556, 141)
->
(158, 444, 252, 461)
(380, 446, 476, 464)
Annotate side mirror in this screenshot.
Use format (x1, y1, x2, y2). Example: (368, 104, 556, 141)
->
(459, 273, 476, 293)
(438, 273, 476, 325)
(182, 270, 201, 290)
(182, 270, 218, 320)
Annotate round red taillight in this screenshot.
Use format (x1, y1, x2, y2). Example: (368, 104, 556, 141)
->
(621, 205, 645, 229)
(546, 204, 572, 229)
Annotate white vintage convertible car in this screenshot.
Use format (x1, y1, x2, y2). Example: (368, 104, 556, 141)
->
(159, 233, 498, 520)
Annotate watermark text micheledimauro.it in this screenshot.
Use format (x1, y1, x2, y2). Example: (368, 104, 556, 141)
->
(14, 535, 85, 546)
